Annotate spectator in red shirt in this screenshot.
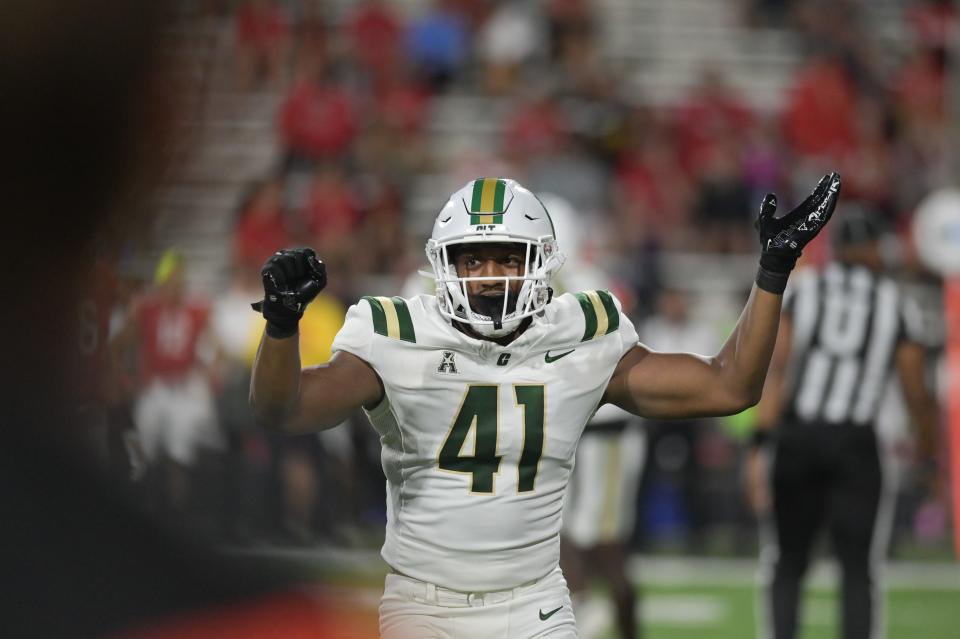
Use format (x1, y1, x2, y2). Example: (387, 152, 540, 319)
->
(614, 117, 693, 250)
(837, 99, 896, 214)
(895, 46, 946, 126)
(303, 164, 361, 265)
(674, 68, 754, 176)
(782, 52, 858, 160)
(295, 0, 330, 80)
(374, 70, 429, 136)
(907, 0, 957, 54)
(235, 0, 290, 90)
(114, 252, 221, 520)
(233, 176, 292, 271)
(345, 0, 403, 87)
(504, 88, 568, 166)
(278, 59, 356, 169)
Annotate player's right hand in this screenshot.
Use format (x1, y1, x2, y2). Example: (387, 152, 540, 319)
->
(251, 247, 327, 339)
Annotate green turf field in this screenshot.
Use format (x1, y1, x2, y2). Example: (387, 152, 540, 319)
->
(229, 548, 960, 638)
(580, 556, 960, 638)
(579, 583, 960, 639)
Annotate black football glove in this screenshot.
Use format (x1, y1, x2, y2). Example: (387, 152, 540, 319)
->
(251, 248, 327, 339)
(754, 171, 841, 294)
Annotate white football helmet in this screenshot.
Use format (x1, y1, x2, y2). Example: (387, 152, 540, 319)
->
(426, 178, 565, 338)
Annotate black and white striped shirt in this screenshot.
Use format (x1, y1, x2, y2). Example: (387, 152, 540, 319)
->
(782, 262, 925, 427)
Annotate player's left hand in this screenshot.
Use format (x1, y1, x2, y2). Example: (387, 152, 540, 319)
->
(756, 172, 841, 272)
(753, 172, 840, 294)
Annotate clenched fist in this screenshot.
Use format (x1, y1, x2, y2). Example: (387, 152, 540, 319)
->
(252, 248, 327, 339)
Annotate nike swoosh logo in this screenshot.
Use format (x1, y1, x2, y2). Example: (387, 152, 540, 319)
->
(544, 349, 575, 363)
(539, 606, 563, 621)
(524, 214, 539, 220)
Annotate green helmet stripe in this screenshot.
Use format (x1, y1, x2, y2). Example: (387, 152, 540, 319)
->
(470, 178, 506, 213)
(493, 178, 506, 211)
(470, 179, 484, 211)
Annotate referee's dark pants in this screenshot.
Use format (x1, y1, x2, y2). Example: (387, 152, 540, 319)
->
(763, 423, 887, 639)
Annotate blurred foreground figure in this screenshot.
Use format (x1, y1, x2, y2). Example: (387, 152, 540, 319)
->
(0, 2, 365, 637)
(746, 211, 940, 639)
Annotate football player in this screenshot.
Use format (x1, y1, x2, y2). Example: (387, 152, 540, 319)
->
(250, 174, 840, 638)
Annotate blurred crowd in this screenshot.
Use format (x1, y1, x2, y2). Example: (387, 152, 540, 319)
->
(92, 0, 955, 555)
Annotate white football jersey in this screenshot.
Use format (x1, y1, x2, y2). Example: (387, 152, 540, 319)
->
(330, 290, 639, 591)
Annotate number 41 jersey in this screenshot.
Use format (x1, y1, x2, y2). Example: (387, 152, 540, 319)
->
(330, 291, 639, 592)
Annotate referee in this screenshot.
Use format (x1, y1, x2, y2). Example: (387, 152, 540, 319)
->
(745, 210, 939, 639)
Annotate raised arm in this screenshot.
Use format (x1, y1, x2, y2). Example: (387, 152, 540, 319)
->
(248, 248, 382, 434)
(604, 172, 840, 419)
(251, 334, 381, 433)
(605, 286, 784, 418)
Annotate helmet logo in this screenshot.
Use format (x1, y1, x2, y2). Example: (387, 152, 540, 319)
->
(469, 177, 507, 225)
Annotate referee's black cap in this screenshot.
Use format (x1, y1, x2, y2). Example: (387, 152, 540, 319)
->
(831, 206, 885, 249)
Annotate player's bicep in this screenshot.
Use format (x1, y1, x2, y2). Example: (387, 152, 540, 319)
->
(287, 350, 384, 433)
(604, 344, 742, 419)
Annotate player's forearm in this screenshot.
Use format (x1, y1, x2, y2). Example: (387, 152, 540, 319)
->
(714, 285, 782, 409)
(753, 369, 784, 431)
(249, 332, 302, 429)
(717, 172, 837, 412)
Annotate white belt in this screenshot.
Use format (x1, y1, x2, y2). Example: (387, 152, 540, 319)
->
(387, 570, 547, 608)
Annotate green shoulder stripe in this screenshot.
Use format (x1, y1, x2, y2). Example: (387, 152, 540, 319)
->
(361, 296, 416, 343)
(574, 290, 619, 341)
(574, 292, 598, 342)
(363, 296, 388, 337)
(596, 289, 620, 335)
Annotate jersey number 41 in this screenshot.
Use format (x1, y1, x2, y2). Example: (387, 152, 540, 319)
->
(438, 385, 544, 495)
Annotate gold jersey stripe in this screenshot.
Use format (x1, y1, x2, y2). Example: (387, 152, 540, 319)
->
(377, 296, 401, 340)
(585, 290, 609, 340)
